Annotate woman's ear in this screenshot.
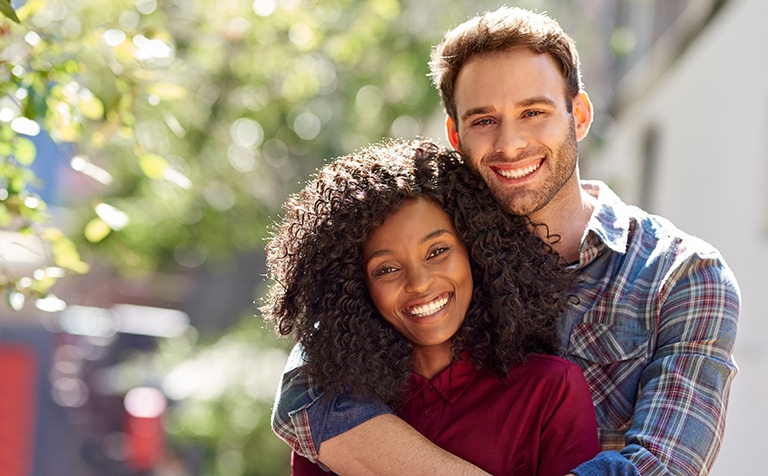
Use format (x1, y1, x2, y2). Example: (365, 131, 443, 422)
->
(445, 116, 460, 150)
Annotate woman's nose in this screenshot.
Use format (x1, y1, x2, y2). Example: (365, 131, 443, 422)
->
(405, 267, 434, 294)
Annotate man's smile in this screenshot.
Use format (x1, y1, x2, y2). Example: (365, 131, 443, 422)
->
(492, 159, 542, 180)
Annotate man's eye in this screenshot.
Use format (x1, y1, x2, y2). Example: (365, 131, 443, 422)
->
(523, 110, 542, 118)
(473, 118, 494, 126)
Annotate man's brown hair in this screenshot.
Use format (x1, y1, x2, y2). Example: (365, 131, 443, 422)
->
(429, 6, 583, 121)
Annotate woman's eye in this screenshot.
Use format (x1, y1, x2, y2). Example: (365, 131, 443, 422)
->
(428, 247, 449, 259)
(373, 266, 398, 277)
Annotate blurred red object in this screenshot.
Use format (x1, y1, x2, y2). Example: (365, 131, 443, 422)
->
(124, 386, 167, 471)
(0, 345, 37, 476)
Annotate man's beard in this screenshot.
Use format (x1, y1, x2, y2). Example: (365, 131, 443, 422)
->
(467, 123, 579, 217)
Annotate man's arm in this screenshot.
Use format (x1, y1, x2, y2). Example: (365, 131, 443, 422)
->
(574, 252, 740, 475)
(275, 254, 738, 475)
(272, 344, 488, 474)
(319, 414, 490, 475)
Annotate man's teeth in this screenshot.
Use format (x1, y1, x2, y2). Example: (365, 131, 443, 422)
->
(407, 295, 449, 317)
(497, 162, 539, 179)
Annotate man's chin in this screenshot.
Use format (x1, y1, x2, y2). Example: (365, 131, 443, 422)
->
(488, 189, 530, 216)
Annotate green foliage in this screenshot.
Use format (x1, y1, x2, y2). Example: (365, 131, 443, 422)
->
(0, 0, 19, 23)
(1, 0, 470, 286)
(1, 0, 590, 473)
(0, 0, 525, 298)
(0, 1, 89, 303)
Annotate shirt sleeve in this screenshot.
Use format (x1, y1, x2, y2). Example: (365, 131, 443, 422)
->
(571, 451, 639, 476)
(629, 252, 739, 474)
(291, 451, 333, 476)
(577, 251, 740, 475)
(537, 362, 602, 475)
(271, 344, 394, 465)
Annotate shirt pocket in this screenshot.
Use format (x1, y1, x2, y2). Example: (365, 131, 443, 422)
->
(567, 322, 650, 365)
(566, 322, 651, 433)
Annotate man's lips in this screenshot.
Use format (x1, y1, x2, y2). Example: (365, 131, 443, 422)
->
(491, 158, 542, 180)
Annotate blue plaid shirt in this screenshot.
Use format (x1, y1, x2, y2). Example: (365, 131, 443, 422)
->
(271, 181, 740, 476)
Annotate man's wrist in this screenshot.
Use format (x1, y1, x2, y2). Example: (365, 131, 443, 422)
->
(570, 451, 639, 476)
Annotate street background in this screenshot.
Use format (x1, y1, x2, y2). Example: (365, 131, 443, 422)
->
(0, 0, 762, 474)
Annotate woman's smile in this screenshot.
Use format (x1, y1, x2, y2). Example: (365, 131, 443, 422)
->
(404, 292, 452, 318)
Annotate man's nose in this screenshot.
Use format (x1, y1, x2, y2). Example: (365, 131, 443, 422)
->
(494, 121, 527, 155)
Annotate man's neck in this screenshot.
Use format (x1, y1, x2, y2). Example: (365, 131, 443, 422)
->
(529, 179, 596, 264)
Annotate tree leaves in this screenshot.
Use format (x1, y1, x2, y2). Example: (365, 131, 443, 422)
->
(0, 0, 19, 23)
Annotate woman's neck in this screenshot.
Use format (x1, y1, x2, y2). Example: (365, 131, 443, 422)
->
(411, 343, 453, 379)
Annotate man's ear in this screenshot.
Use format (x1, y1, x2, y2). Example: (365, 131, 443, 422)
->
(445, 116, 460, 150)
(572, 91, 593, 141)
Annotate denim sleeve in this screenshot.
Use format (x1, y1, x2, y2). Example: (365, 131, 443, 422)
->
(571, 451, 640, 476)
(271, 344, 394, 464)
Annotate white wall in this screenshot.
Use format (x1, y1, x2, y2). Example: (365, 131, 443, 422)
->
(586, 0, 767, 473)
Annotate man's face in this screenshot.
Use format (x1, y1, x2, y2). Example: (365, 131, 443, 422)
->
(450, 48, 591, 218)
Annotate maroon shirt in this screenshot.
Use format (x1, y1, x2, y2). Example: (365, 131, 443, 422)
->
(292, 353, 599, 475)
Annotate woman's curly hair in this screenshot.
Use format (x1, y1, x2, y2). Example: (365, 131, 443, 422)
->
(261, 138, 573, 406)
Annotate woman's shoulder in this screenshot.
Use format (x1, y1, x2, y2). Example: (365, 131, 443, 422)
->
(494, 354, 590, 404)
(510, 354, 584, 382)
(525, 353, 578, 367)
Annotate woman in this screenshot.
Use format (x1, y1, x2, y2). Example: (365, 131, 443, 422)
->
(262, 139, 598, 475)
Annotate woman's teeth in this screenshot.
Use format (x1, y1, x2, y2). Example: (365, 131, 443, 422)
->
(407, 294, 449, 317)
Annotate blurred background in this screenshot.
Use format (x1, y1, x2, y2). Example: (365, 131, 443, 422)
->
(0, 0, 762, 474)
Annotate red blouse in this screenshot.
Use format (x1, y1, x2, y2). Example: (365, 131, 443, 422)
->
(292, 353, 599, 475)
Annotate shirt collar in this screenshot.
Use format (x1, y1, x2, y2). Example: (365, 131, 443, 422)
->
(580, 180, 630, 257)
(404, 351, 480, 404)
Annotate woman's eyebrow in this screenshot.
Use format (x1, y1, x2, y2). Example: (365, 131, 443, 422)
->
(420, 229, 451, 244)
(364, 229, 452, 266)
(364, 248, 392, 265)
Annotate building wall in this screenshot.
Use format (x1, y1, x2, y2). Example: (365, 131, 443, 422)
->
(585, 0, 766, 473)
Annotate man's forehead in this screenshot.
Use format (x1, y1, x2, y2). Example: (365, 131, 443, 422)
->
(454, 51, 567, 112)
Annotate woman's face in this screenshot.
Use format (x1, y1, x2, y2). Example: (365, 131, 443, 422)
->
(363, 197, 473, 353)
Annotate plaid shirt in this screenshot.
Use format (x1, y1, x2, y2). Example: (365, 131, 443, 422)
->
(271, 180, 740, 476)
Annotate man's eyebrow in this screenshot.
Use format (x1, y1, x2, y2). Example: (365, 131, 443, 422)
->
(518, 96, 557, 108)
(461, 106, 494, 122)
(460, 96, 558, 121)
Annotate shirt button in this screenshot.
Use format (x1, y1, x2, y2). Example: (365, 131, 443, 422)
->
(424, 409, 433, 417)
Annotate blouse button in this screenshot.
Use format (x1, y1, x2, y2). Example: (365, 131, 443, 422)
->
(424, 409, 433, 417)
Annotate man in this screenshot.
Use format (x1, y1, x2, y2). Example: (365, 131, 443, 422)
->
(271, 6, 740, 475)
